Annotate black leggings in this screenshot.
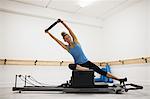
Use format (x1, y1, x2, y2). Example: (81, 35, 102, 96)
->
(68, 61, 107, 76)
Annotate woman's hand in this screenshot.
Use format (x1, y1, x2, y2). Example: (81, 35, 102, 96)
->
(45, 29, 49, 33)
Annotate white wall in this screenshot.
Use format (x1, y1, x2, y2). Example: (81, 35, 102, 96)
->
(0, 11, 103, 61)
(0, 0, 103, 62)
(100, 0, 150, 85)
(147, 0, 150, 82)
(112, 64, 150, 85)
(0, 65, 72, 87)
(101, 0, 148, 61)
(0, 0, 149, 62)
(148, 0, 150, 56)
(0, 12, 3, 55)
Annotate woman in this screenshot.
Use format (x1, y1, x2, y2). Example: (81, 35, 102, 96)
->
(45, 19, 126, 82)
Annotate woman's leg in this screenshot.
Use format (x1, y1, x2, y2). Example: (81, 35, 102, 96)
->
(68, 64, 89, 71)
(69, 62, 126, 82)
(106, 72, 119, 80)
(80, 61, 125, 81)
(106, 73, 127, 82)
(76, 65, 89, 71)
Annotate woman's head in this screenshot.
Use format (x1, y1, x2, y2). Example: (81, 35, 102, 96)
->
(61, 32, 72, 43)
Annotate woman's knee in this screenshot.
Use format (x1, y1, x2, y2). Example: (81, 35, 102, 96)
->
(68, 64, 77, 70)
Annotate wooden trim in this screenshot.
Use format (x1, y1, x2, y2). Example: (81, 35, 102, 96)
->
(0, 57, 150, 66)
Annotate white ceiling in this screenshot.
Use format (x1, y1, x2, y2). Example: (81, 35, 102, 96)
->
(9, 0, 142, 19)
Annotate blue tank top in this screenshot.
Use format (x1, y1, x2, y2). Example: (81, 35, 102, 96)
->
(67, 42, 88, 64)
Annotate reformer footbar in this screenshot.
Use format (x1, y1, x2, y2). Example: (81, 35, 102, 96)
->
(12, 70, 143, 94)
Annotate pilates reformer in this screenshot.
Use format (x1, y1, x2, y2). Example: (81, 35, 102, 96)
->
(12, 70, 143, 94)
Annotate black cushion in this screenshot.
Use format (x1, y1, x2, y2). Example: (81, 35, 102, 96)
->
(70, 70, 94, 88)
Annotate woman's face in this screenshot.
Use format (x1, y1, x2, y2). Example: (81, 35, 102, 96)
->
(64, 34, 72, 43)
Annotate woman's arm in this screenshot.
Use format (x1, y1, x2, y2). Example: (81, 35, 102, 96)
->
(46, 32, 68, 50)
(60, 20, 79, 43)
